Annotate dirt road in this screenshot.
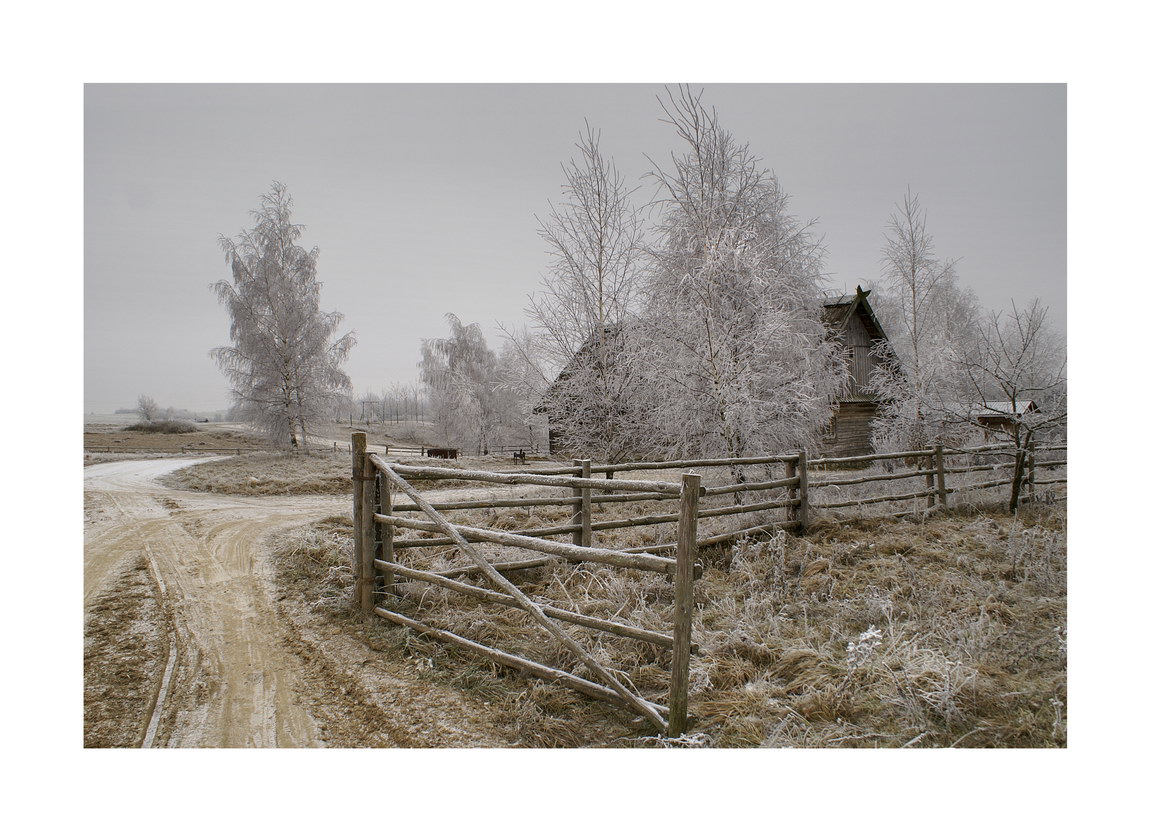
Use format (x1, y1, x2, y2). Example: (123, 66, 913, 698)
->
(83, 457, 516, 748)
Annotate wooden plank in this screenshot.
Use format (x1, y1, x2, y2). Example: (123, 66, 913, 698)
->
(817, 487, 943, 509)
(433, 556, 557, 579)
(378, 560, 676, 648)
(392, 522, 581, 549)
(594, 453, 799, 473)
(373, 606, 669, 717)
(704, 475, 799, 497)
(669, 474, 701, 738)
(809, 468, 933, 488)
(940, 462, 1015, 475)
(392, 490, 678, 513)
(386, 460, 683, 496)
(376, 514, 679, 574)
(810, 449, 934, 466)
(391, 495, 583, 512)
(950, 476, 1015, 492)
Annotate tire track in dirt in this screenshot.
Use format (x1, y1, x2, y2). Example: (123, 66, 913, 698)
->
(84, 457, 519, 748)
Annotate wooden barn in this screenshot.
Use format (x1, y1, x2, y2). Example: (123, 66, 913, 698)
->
(820, 286, 898, 457)
(539, 288, 898, 459)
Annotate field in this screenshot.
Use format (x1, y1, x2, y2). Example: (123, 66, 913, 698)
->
(270, 502, 1065, 747)
(83, 419, 272, 462)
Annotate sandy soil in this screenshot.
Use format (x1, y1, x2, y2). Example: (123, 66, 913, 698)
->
(83, 456, 517, 747)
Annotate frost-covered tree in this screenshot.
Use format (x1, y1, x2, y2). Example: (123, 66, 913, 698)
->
(636, 87, 847, 463)
(136, 394, 160, 422)
(957, 299, 1066, 510)
(869, 191, 982, 450)
(493, 328, 551, 452)
(512, 125, 646, 461)
(211, 183, 356, 448)
(420, 314, 505, 453)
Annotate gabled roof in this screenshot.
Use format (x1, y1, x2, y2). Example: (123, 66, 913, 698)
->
(821, 285, 891, 342)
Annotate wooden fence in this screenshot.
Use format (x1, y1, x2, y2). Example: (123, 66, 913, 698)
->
(352, 433, 701, 736)
(351, 436, 1066, 737)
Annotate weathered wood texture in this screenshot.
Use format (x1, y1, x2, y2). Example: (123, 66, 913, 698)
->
(374, 458, 668, 731)
(821, 401, 881, 458)
(378, 559, 676, 648)
(373, 606, 669, 718)
(669, 474, 701, 738)
(388, 462, 683, 495)
(352, 432, 375, 612)
(375, 513, 683, 574)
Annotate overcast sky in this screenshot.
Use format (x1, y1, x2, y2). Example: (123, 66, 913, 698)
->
(84, 83, 1065, 414)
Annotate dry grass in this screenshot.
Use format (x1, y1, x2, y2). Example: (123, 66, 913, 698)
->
(271, 488, 1066, 747)
(157, 450, 559, 496)
(121, 420, 198, 434)
(83, 425, 270, 454)
(159, 451, 353, 495)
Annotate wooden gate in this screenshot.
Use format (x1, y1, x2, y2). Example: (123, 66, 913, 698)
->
(350, 433, 702, 736)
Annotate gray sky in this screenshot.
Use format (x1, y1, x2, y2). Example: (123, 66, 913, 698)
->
(84, 83, 1065, 414)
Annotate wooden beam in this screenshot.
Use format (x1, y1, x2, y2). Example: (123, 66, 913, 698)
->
(373, 606, 669, 718)
(376, 513, 679, 574)
(352, 432, 374, 613)
(668, 474, 701, 738)
(378, 560, 677, 648)
(385, 460, 683, 496)
(704, 475, 799, 497)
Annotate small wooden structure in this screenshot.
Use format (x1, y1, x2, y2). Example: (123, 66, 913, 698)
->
(426, 447, 459, 460)
(972, 400, 1039, 442)
(820, 286, 898, 457)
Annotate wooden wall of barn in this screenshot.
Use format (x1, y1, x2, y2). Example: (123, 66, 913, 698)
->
(822, 402, 879, 457)
(842, 314, 878, 398)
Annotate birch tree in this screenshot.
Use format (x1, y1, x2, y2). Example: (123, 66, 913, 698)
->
(420, 314, 504, 453)
(513, 125, 646, 461)
(637, 87, 847, 466)
(869, 191, 981, 450)
(211, 183, 356, 448)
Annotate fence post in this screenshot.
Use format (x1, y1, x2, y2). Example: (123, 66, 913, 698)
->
(571, 459, 592, 546)
(376, 465, 395, 601)
(934, 444, 948, 509)
(786, 453, 810, 530)
(785, 457, 796, 524)
(796, 450, 809, 531)
(352, 432, 370, 611)
(924, 448, 936, 508)
(669, 473, 701, 738)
